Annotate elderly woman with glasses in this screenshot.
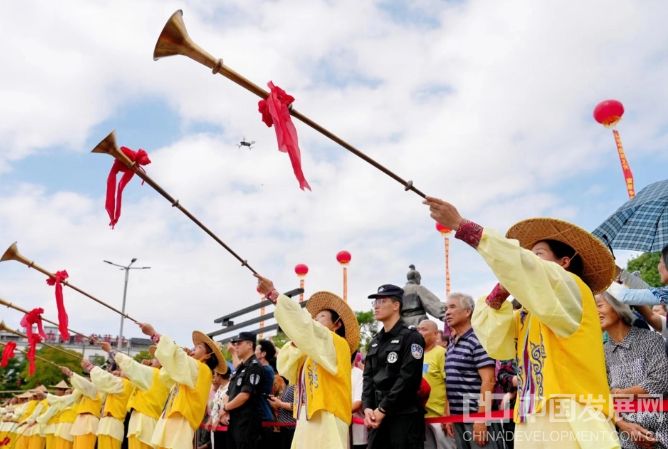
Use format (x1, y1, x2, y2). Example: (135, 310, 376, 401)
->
(596, 289, 668, 449)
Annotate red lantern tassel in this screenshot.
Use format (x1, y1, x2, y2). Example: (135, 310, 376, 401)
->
(1, 341, 16, 367)
(46, 270, 70, 342)
(26, 334, 42, 376)
(258, 82, 311, 191)
(612, 129, 636, 199)
(105, 147, 151, 228)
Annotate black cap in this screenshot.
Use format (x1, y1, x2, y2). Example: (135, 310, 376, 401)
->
(368, 284, 404, 300)
(230, 331, 257, 343)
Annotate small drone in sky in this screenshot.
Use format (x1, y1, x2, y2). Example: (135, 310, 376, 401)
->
(237, 138, 255, 150)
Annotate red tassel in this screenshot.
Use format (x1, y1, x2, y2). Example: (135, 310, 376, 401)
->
(46, 270, 70, 342)
(1, 341, 16, 367)
(20, 308, 46, 342)
(258, 82, 310, 191)
(105, 147, 151, 228)
(26, 334, 41, 376)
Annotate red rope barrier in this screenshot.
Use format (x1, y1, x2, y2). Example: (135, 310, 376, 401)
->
(202, 399, 668, 430)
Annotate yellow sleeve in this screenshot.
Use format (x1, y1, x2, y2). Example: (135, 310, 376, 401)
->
(24, 402, 45, 423)
(476, 228, 583, 337)
(71, 372, 99, 399)
(276, 342, 307, 386)
(90, 366, 125, 394)
(471, 296, 517, 360)
(155, 335, 198, 388)
(115, 352, 155, 391)
(274, 294, 338, 374)
(46, 390, 81, 407)
(35, 404, 58, 425)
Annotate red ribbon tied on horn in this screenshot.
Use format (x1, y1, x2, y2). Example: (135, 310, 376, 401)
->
(1, 341, 16, 367)
(105, 146, 151, 228)
(26, 333, 42, 376)
(46, 270, 70, 342)
(258, 82, 311, 191)
(20, 308, 46, 342)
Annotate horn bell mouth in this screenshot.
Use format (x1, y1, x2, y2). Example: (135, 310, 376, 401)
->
(153, 10, 189, 61)
(1, 242, 18, 262)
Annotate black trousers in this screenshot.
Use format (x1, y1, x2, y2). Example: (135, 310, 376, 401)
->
(367, 412, 424, 449)
(227, 417, 261, 449)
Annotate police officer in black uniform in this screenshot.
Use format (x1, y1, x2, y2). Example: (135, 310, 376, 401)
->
(223, 332, 264, 449)
(362, 284, 426, 449)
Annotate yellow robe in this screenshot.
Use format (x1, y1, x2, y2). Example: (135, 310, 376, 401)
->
(90, 367, 135, 449)
(150, 335, 212, 449)
(276, 294, 351, 449)
(115, 352, 172, 449)
(470, 228, 620, 449)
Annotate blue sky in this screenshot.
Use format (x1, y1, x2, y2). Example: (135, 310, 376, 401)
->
(1, 0, 668, 345)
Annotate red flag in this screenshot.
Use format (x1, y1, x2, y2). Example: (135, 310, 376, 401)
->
(26, 334, 42, 376)
(20, 308, 46, 342)
(105, 147, 151, 228)
(1, 341, 16, 367)
(258, 82, 310, 190)
(46, 270, 70, 342)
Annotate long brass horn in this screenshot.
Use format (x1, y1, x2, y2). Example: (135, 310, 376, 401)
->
(1, 242, 141, 324)
(0, 321, 81, 360)
(154, 10, 426, 198)
(0, 341, 62, 369)
(0, 297, 90, 342)
(92, 131, 257, 275)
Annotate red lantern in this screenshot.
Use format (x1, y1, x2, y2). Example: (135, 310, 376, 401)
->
(294, 263, 309, 277)
(593, 100, 624, 127)
(435, 223, 451, 234)
(336, 250, 351, 265)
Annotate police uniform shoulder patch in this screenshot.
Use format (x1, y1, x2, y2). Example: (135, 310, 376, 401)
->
(411, 343, 423, 360)
(249, 373, 260, 386)
(387, 352, 398, 363)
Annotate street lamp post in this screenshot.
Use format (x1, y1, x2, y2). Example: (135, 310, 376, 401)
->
(103, 258, 151, 351)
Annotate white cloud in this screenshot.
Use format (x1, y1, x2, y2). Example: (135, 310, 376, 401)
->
(1, 0, 668, 345)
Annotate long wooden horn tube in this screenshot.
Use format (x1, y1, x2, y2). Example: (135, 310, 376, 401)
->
(1, 242, 141, 324)
(0, 341, 62, 369)
(0, 321, 82, 360)
(0, 297, 91, 341)
(91, 132, 258, 275)
(153, 10, 426, 199)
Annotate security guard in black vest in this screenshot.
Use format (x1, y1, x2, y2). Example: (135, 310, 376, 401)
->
(223, 332, 264, 449)
(362, 284, 426, 449)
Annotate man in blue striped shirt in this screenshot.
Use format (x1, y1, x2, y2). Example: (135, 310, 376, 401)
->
(444, 293, 503, 449)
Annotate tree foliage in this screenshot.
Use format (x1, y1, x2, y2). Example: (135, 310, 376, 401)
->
(356, 310, 378, 353)
(133, 350, 152, 363)
(627, 252, 662, 287)
(19, 346, 84, 389)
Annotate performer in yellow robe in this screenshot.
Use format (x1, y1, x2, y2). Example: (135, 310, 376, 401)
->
(137, 323, 226, 449)
(35, 381, 70, 449)
(12, 392, 39, 449)
(23, 387, 49, 449)
(82, 358, 135, 449)
(52, 392, 79, 449)
(255, 275, 359, 449)
(98, 342, 172, 449)
(425, 196, 621, 449)
(61, 366, 103, 449)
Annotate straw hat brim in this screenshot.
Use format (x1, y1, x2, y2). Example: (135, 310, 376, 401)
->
(49, 380, 70, 390)
(192, 331, 227, 374)
(305, 291, 360, 353)
(506, 218, 616, 294)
